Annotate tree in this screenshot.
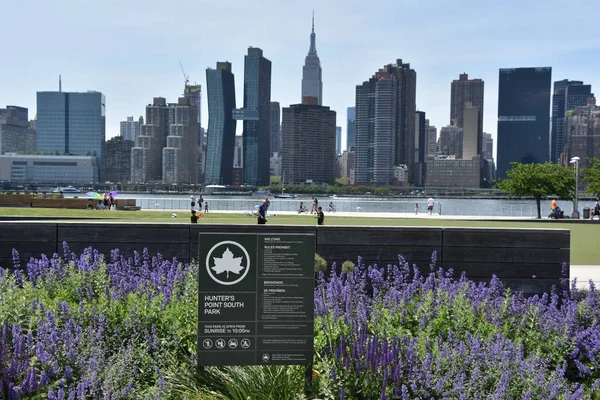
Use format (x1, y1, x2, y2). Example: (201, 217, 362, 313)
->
(495, 162, 575, 218)
(583, 158, 600, 199)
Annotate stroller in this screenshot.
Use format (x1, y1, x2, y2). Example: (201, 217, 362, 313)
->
(549, 207, 565, 219)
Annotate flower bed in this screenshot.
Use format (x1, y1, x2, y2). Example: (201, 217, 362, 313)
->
(0, 245, 599, 399)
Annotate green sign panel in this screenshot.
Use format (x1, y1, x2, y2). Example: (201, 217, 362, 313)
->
(198, 232, 315, 366)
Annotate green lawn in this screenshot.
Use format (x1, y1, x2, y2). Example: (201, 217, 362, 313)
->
(1, 207, 599, 265)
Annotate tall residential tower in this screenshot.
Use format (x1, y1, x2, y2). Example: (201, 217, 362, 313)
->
(205, 62, 237, 185)
(234, 47, 272, 186)
(354, 60, 417, 185)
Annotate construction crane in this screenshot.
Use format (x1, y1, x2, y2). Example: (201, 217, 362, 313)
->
(179, 61, 189, 87)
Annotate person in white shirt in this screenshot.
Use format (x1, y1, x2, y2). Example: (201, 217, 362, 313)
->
(190, 194, 197, 211)
(427, 197, 435, 215)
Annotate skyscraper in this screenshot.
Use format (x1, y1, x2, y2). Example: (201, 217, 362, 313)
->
(270, 102, 281, 156)
(354, 60, 417, 185)
(235, 47, 271, 186)
(482, 132, 494, 160)
(450, 73, 484, 130)
(497, 67, 552, 179)
(131, 97, 169, 183)
(438, 125, 463, 158)
(281, 97, 336, 184)
(36, 89, 105, 180)
(425, 121, 437, 156)
(336, 126, 342, 156)
(462, 104, 480, 160)
(301, 12, 323, 105)
(120, 116, 141, 142)
(103, 136, 134, 183)
(346, 107, 355, 150)
(162, 97, 199, 184)
(414, 111, 426, 186)
(205, 62, 236, 185)
(183, 84, 202, 145)
(550, 79, 592, 163)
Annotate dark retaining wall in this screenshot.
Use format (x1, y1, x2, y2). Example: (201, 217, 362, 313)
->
(0, 222, 570, 295)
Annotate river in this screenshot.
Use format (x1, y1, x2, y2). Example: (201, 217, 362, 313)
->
(66, 193, 598, 218)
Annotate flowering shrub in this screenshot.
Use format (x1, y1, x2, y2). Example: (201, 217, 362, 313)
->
(0, 244, 196, 399)
(1, 245, 599, 399)
(313, 253, 600, 399)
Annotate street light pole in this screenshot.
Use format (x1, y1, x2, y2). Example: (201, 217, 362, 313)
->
(570, 156, 581, 219)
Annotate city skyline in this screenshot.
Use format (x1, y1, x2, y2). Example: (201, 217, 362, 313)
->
(1, 0, 600, 163)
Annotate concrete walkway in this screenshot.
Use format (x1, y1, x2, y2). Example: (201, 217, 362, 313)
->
(571, 265, 600, 290)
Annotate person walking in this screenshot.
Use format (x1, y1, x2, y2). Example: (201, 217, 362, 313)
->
(427, 197, 435, 215)
(257, 199, 268, 225)
(316, 206, 324, 225)
(191, 194, 197, 211)
(414, 203, 419, 215)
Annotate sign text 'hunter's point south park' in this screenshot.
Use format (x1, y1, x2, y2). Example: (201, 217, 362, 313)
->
(198, 233, 316, 366)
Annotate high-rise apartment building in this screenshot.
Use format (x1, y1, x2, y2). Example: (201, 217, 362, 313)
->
(354, 60, 416, 185)
(497, 67, 552, 179)
(162, 97, 199, 184)
(425, 121, 437, 156)
(438, 125, 463, 158)
(563, 96, 600, 169)
(301, 13, 323, 105)
(281, 97, 336, 185)
(482, 132, 494, 160)
(0, 106, 36, 154)
(270, 102, 281, 156)
(234, 47, 271, 186)
(336, 126, 342, 156)
(103, 136, 134, 183)
(450, 73, 484, 130)
(131, 97, 169, 183)
(550, 79, 592, 163)
(346, 107, 355, 150)
(462, 104, 480, 160)
(184, 84, 202, 131)
(414, 111, 427, 186)
(36, 90, 105, 180)
(205, 62, 236, 185)
(130, 97, 198, 184)
(120, 116, 141, 142)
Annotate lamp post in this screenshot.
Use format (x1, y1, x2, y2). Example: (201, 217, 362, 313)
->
(569, 156, 581, 219)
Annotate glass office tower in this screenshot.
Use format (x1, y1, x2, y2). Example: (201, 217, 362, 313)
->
(36, 90, 105, 180)
(496, 67, 551, 179)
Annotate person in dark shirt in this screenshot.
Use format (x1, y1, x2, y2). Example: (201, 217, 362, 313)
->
(257, 199, 268, 224)
(316, 206, 324, 225)
(190, 210, 200, 223)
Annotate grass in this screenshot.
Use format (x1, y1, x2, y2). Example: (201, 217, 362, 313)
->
(1, 207, 599, 265)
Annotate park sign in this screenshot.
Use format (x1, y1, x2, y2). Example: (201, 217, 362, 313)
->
(197, 232, 316, 366)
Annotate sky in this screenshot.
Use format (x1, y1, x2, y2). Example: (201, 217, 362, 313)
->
(1, 0, 599, 161)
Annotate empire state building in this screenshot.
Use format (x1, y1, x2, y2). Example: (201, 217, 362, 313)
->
(301, 13, 323, 105)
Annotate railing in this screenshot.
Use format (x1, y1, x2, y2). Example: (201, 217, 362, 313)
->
(135, 198, 589, 218)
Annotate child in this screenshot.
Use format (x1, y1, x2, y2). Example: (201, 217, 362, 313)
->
(190, 210, 201, 223)
(316, 206, 324, 225)
(204, 201, 209, 213)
